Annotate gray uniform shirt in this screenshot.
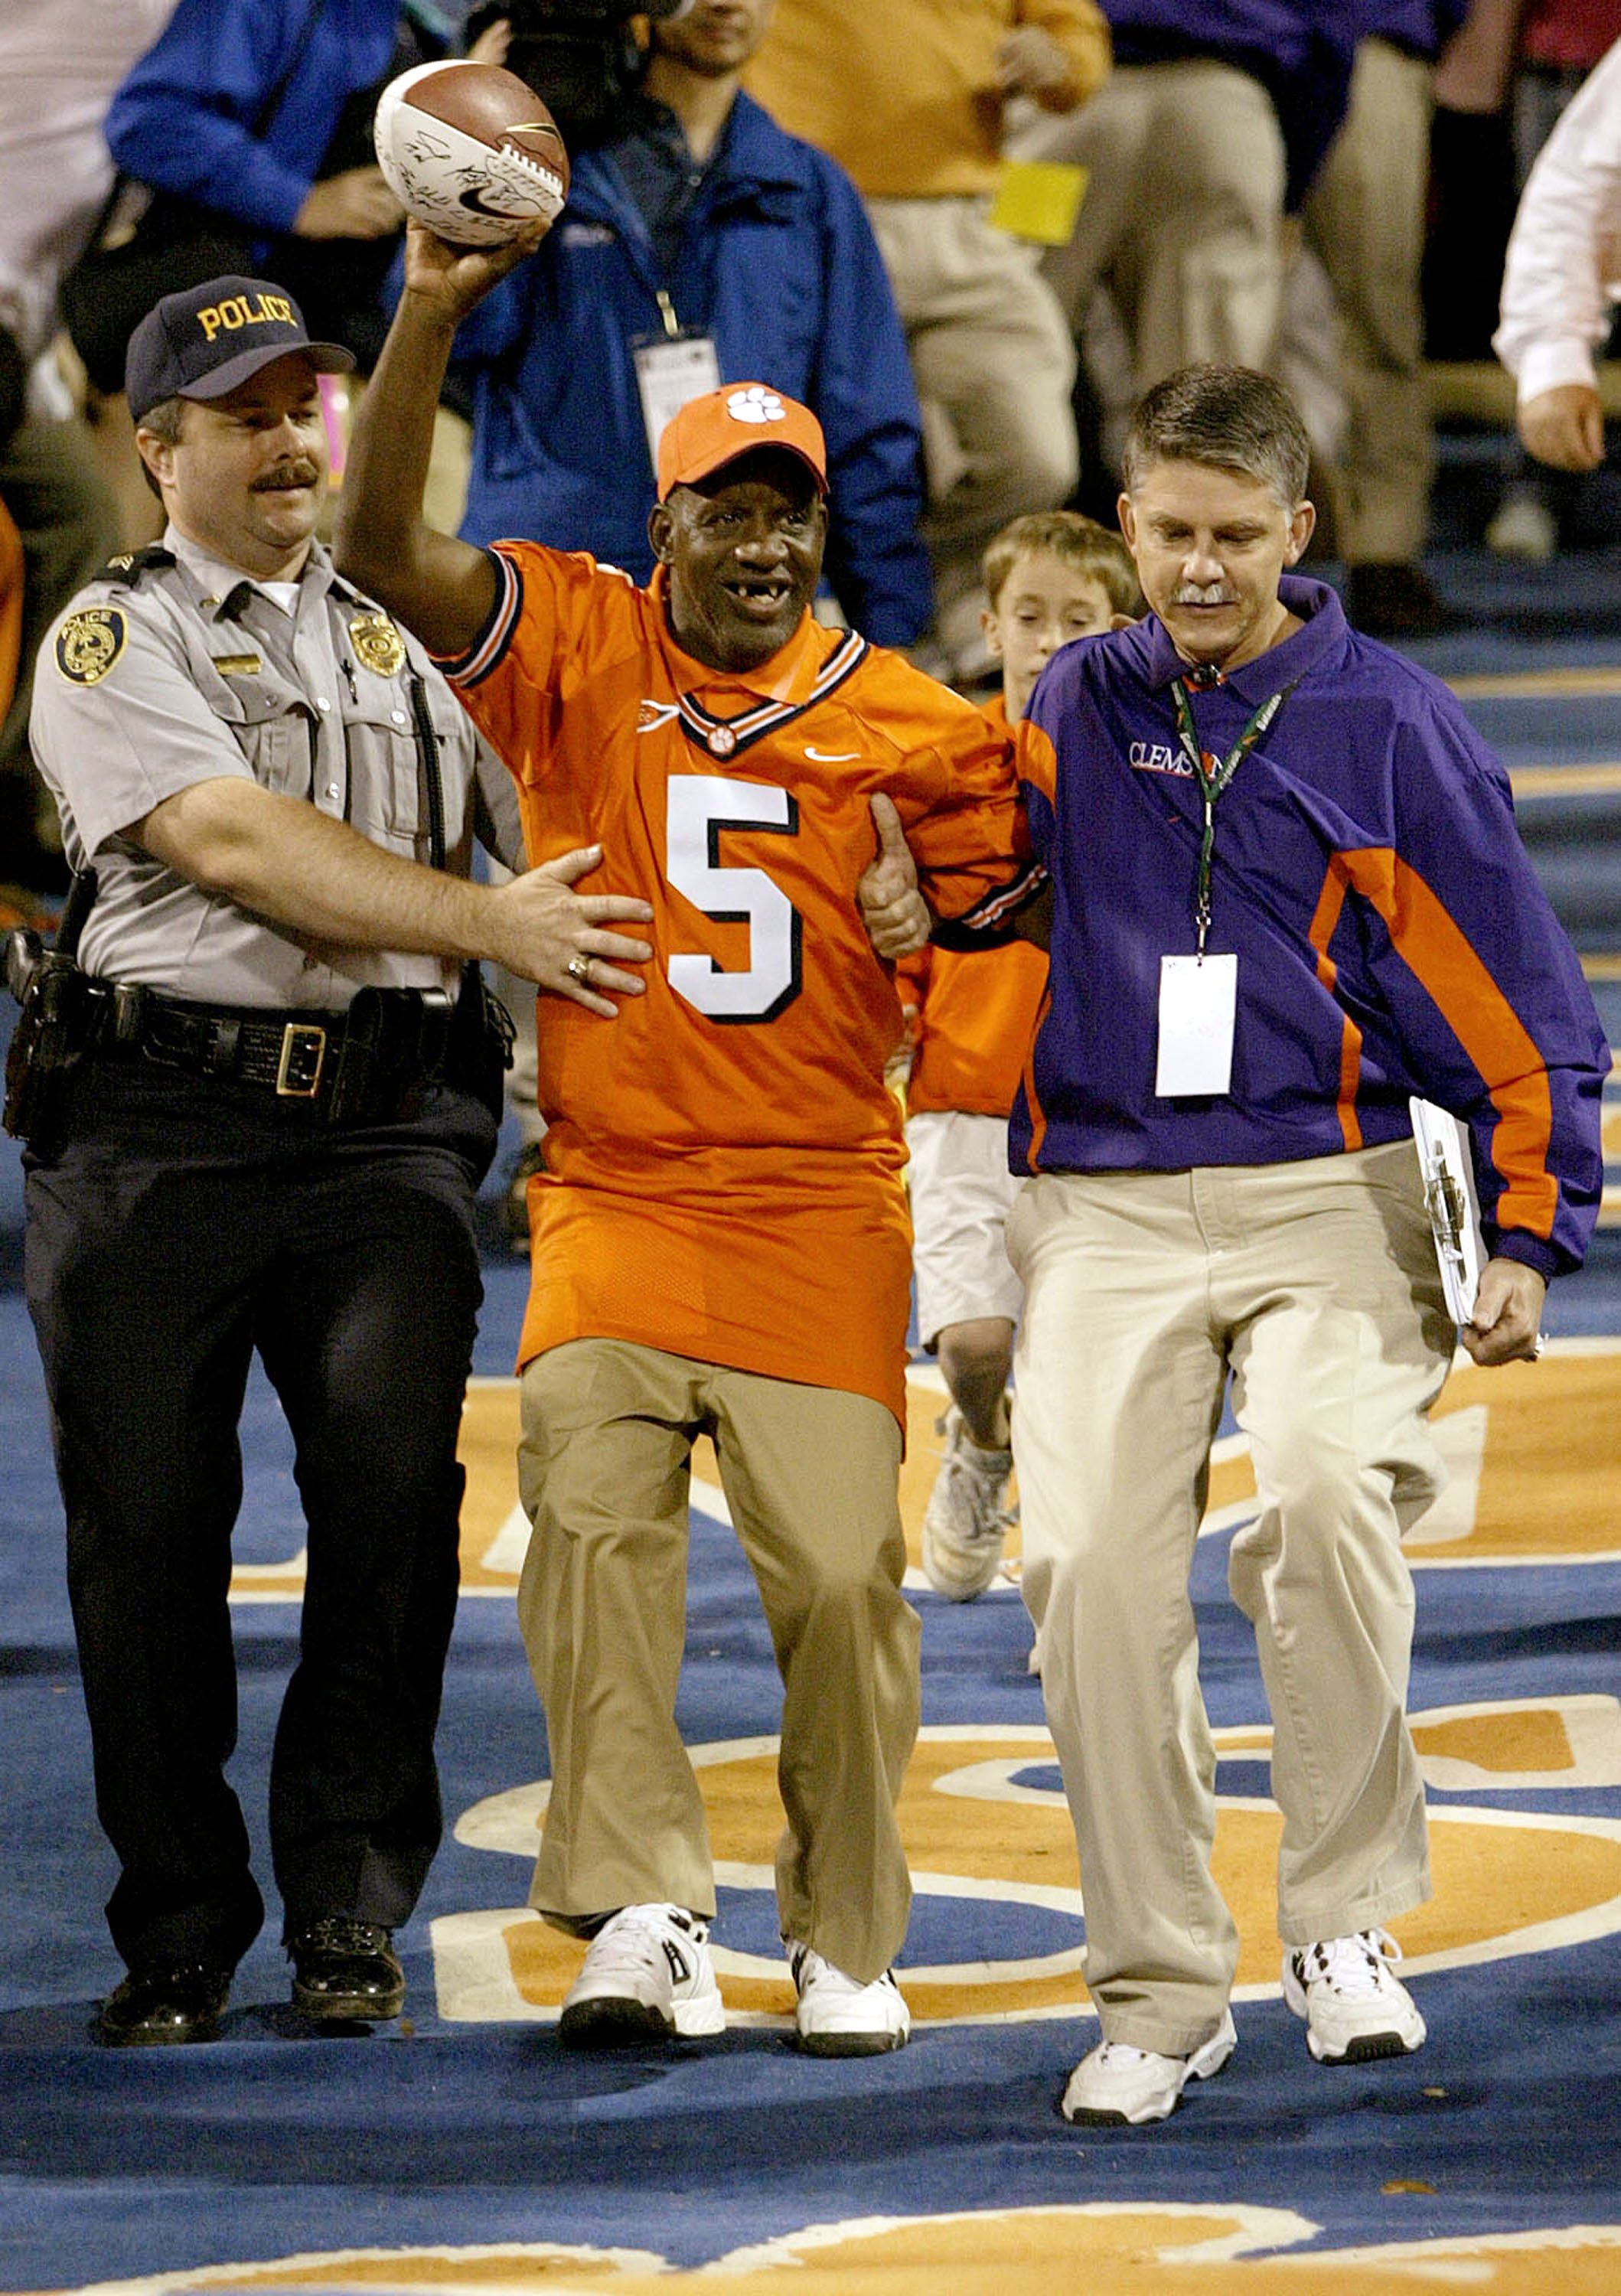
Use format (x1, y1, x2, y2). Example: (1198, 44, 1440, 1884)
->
(29, 528, 523, 1011)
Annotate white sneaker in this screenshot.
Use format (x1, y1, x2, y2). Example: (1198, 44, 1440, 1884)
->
(787, 1942, 911, 2056)
(921, 1407, 1014, 1600)
(558, 1903, 725, 2047)
(1282, 1929, 1427, 2065)
(1485, 491, 1557, 561)
(1062, 2011, 1236, 2125)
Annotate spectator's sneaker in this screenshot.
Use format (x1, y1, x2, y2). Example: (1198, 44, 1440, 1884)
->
(1062, 2012, 1236, 2125)
(921, 1407, 1014, 1600)
(787, 1942, 911, 2056)
(1486, 491, 1557, 561)
(558, 1903, 725, 2047)
(1282, 1929, 1427, 2064)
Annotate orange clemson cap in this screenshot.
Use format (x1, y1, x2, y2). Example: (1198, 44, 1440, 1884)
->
(656, 382, 828, 501)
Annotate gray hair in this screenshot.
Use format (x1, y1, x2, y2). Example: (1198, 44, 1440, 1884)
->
(1120, 364, 1310, 510)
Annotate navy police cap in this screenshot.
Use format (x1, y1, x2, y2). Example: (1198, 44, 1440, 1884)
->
(126, 276, 354, 423)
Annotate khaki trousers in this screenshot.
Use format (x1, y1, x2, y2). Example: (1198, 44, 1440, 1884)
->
(866, 194, 1078, 653)
(1005, 1143, 1453, 2056)
(517, 1339, 918, 1983)
(1013, 59, 1286, 390)
(1303, 41, 1436, 564)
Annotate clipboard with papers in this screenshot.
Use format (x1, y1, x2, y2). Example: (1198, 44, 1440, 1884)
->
(1409, 1097, 1487, 1328)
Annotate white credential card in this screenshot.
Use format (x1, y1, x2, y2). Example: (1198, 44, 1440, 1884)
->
(633, 334, 722, 466)
(1155, 953, 1238, 1096)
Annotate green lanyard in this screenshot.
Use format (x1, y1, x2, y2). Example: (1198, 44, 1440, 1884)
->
(1169, 673, 1296, 957)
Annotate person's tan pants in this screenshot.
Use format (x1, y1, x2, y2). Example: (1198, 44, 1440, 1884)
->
(866, 194, 1078, 660)
(516, 1339, 918, 1983)
(1303, 39, 1437, 565)
(1006, 1143, 1454, 2056)
(1013, 58, 1287, 390)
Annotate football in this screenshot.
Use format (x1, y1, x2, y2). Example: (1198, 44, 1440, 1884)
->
(373, 60, 570, 248)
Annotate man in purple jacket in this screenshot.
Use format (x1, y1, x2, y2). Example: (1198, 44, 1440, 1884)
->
(999, 363, 1608, 2125)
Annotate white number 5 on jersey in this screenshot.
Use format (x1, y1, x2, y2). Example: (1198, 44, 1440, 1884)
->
(666, 775, 803, 1022)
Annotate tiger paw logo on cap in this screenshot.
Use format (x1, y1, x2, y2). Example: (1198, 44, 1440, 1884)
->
(726, 386, 787, 426)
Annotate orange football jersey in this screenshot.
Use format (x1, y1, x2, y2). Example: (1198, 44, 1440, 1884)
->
(442, 543, 1027, 1422)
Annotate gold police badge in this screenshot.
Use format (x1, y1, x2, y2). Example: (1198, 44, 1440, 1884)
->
(54, 606, 127, 686)
(348, 612, 407, 677)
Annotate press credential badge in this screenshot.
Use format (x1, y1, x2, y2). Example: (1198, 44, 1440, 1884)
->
(1156, 953, 1238, 1096)
(634, 334, 722, 466)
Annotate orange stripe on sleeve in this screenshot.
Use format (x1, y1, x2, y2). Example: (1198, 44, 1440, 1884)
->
(1022, 982, 1055, 1171)
(1306, 860, 1365, 1150)
(1337, 847, 1559, 1238)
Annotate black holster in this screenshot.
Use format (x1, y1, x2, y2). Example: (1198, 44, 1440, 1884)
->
(327, 983, 455, 1125)
(3, 931, 99, 1156)
(446, 964, 516, 1123)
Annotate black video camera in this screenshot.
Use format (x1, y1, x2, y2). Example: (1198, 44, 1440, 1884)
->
(468, 0, 696, 148)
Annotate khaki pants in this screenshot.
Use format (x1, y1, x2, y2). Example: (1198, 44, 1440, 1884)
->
(1013, 59, 1286, 391)
(517, 1339, 919, 1983)
(1303, 40, 1436, 565)
(866, 194, 1078, 660)
(1005, 1143, 1454, 2056)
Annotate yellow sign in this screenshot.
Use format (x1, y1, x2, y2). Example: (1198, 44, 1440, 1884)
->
(990, 158, 1089, 246)
(349, 611, 407, 678)
(54, 605, 126, 686)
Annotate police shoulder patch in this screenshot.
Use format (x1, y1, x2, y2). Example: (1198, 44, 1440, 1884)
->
(55, 605, 128, 686)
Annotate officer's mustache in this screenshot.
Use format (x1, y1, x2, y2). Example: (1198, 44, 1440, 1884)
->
(253, 460, 321, 493)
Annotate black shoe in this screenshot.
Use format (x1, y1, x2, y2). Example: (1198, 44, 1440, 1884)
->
(1344, 562, 1450, 640)
(96, 1962, 230, 2047)
(288, 1916, 405, 2022)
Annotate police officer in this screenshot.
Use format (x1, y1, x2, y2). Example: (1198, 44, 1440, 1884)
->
(21, 275, 652, 2047)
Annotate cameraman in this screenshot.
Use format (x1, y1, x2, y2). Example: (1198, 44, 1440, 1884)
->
(450, 0, 933, 650)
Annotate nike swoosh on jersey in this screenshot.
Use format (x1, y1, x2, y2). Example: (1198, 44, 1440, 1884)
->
(805, 746, 859, 762)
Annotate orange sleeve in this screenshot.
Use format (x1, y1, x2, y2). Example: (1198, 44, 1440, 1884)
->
(900, 708, 1029, 923)
(443, 541, 639, 791)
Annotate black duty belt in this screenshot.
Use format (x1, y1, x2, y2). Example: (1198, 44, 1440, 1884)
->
(108, 993, 347, 1097)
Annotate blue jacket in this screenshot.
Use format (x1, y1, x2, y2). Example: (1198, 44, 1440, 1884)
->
(105, 0, 419, 241)
(1011, 579, 1608, 1277)
(1101, 1, 1359, 208)
(449, 93, 934, 649)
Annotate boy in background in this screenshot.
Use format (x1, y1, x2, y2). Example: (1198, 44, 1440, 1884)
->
(901, 510, 1141, 1600)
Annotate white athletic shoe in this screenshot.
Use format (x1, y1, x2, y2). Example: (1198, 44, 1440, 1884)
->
(921, 1407, 1015, 1600)
(558, 1903, 726, 2047)
(1061, 2012, 1236, 2125)
(1485, 491, 1557, 562)
(787, 1942, 911, 2057)
(1282, 1929, 1427, 2065)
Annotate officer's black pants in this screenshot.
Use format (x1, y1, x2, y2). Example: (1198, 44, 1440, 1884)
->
(24, 1053, 496, 1975)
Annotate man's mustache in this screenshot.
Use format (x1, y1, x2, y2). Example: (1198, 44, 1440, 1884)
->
(253, 461, 321, 493)
(1173, 585, 1236, 606)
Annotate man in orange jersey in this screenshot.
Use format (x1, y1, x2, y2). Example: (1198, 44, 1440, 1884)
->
(899, 510, 1140, 1604)
(334, 218, 1039, 2059)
